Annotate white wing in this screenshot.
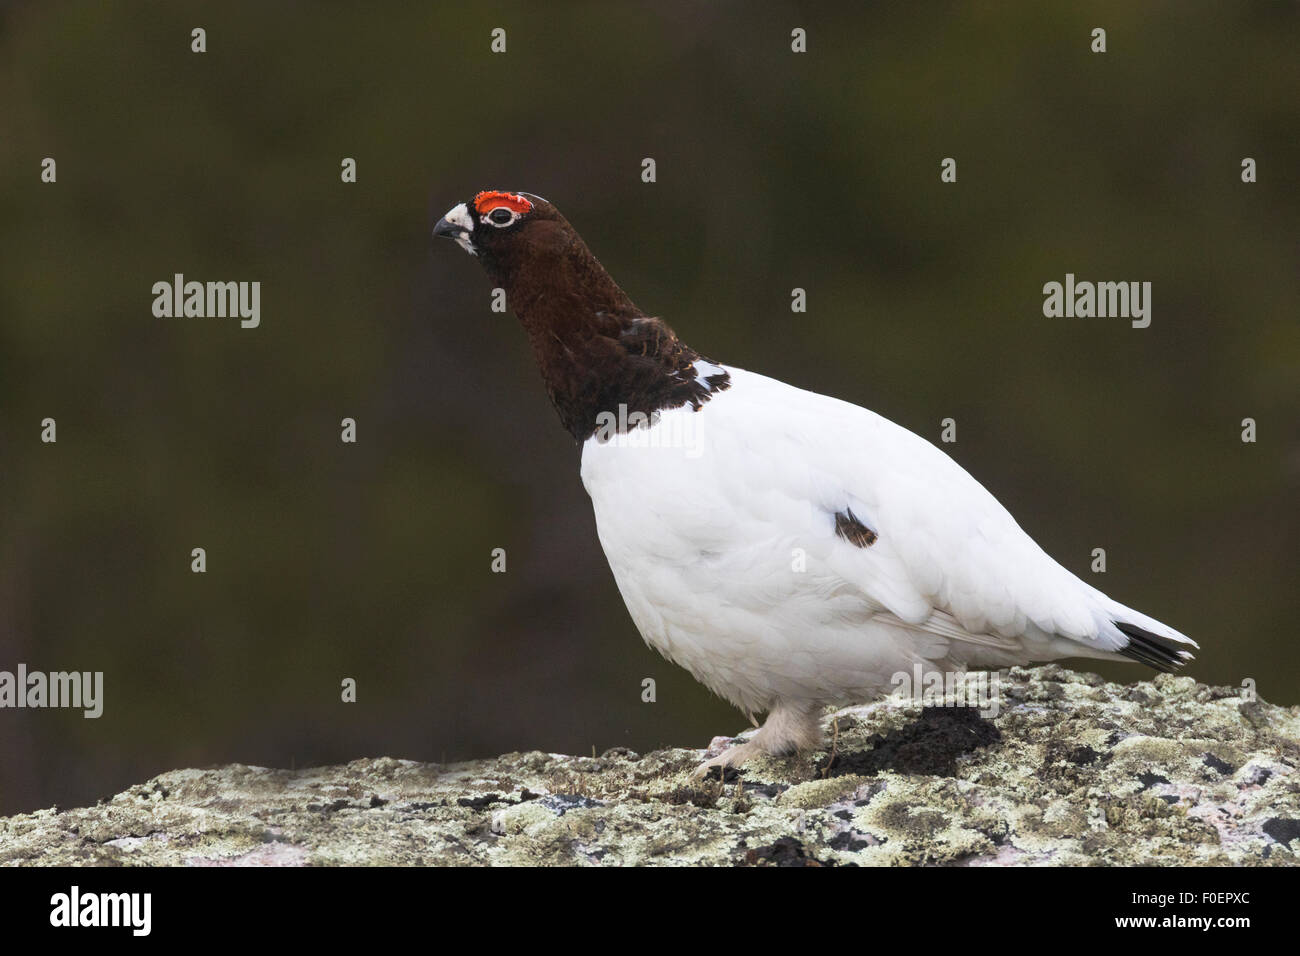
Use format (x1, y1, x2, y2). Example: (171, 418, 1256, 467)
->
(702, 367, 1195, 665)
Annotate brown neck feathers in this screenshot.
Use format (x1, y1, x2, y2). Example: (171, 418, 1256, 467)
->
(483, 224, 729, 441)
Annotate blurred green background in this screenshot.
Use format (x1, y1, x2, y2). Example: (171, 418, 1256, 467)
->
(1, 1, 1296, 816)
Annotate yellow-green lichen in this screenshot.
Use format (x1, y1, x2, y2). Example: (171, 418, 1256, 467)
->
(1, 665, 1296, 866)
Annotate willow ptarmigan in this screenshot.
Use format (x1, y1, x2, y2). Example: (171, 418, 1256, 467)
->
(434, 190, 1196, 775)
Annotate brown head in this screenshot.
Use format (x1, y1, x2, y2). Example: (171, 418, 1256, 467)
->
(433, 191, 631, 311)
(434, 190, 729, 440)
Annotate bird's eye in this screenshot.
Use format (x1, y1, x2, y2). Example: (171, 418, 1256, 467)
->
(488, 207, 514, 226)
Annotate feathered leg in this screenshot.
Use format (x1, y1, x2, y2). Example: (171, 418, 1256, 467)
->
(692, 701, 824, 777)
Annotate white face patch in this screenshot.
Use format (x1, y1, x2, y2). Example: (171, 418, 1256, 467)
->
(441, 202, 477, 255)
(443, 202, 474, 232)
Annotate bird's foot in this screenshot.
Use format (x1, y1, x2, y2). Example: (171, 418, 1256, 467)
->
(692, 739, 760, 779)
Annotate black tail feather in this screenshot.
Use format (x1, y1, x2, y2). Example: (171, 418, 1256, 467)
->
(1114, 621, 1193, 672)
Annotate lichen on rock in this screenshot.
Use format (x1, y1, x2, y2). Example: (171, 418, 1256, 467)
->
(1, 665, 1296, 866)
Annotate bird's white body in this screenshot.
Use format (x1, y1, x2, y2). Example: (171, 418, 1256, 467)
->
(581, 365, 1192, 726)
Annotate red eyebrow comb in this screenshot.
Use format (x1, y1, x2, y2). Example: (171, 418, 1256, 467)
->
(473, 191, 534, 215)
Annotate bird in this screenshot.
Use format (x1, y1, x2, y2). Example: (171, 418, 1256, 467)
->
(433, 189, 1196, 777)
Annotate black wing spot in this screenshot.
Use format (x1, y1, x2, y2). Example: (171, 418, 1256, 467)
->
(834, 508, 877, 548)
(1115, 621, 1193, 672)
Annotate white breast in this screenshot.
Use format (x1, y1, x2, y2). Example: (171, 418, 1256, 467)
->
(579, 365, 1191, 715)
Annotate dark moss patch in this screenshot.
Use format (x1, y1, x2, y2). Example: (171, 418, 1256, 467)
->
(1137, 772, 1171, 791)
(1202, 753, 1235, 775)
(660, 785, 719, 809)
(1261, 818, 1300, 847)
(739, 836, 833, 867)
(1063, 745, 1103, 766)
(540, 793, 601, 815)
(456, 793, 503, 810)
(818, 707, 1001, 777)
(455, 789, 541, 811)
(828, 830, 878, 852)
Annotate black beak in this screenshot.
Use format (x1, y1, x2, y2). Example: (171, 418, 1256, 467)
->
(432, 217, 460, 239)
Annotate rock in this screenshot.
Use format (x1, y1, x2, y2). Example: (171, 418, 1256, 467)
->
(2, 666, 1296, 865)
